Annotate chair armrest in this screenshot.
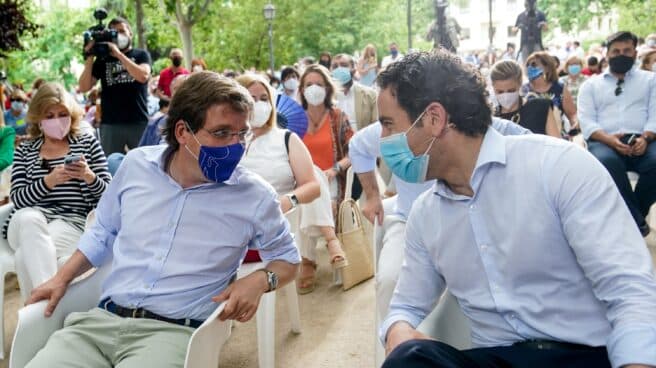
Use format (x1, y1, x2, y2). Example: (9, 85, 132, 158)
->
(10, 301, 66, 368)
(417, 291, 472, 350)
(184, 302, 231, 368)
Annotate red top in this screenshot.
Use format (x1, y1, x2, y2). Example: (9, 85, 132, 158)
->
(158, 66, 190, 97)
(303, 114, 335, 170)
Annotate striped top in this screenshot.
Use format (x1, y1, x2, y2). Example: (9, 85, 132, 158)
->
(3, 133, 111, 238)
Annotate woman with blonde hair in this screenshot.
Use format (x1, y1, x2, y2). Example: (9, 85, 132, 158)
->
(357, 44, 379, 87)
(559, 55, 587, 101)
(522, 51, 579, 133)
(490, 60, 560, 137)
(641, 49, 656, 72)
(4, 82, 111, 296)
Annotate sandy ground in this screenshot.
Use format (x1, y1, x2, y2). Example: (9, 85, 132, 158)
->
(0, 239, 655, 368)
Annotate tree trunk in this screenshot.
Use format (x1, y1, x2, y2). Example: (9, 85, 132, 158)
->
(177, 21, 194, 69)
(135, 0, 146, 51)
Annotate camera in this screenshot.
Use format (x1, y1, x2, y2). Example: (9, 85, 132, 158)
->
(83, 8, 118, 59)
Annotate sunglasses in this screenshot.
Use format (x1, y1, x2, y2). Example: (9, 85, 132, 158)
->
(615, 79, 624, 96)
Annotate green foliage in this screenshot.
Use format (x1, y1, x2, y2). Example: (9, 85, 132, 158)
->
(4, 7, 89, 88)
(0, 0, 39, 57)
(616, 0, 656, 38)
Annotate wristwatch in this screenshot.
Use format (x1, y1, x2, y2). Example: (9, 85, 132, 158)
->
(333, 162, 342, 173)
(285, 193, 299, 209)
(259, 269, 278, 293)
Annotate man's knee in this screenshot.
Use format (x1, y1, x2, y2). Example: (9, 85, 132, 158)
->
(383, 339, 457, 368)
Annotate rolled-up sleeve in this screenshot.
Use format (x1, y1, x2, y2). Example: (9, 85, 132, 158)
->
(349, 122, 382, 174)
(577, 79, 603, 139)
(77, 151, 128, 266)
(547, 145, 656, 367)
(379, 201, 446, 344)
(251, 188, 300, 265)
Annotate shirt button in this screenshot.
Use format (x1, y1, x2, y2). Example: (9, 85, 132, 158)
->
(480, 244, 488, 251)
(156, 255, 163, 261)
(509, 314, 515, 319)
(469, 204, 476, 210)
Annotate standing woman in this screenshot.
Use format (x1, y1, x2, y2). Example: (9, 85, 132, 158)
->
(297, 64, 353, 293)
(490, 60, 560, 137)
(5, 82, 111, 296)
(523, 51, 579, 133)
(357, 44, 379, 87)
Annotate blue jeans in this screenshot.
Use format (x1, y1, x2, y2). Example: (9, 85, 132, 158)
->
(588, 140, 656, 229)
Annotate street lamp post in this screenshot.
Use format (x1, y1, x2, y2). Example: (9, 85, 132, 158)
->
(263, 2, 276, 74)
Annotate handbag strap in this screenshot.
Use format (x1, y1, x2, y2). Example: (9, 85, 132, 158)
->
(338, 198, 364, 232)
(344, 166, 354, 200)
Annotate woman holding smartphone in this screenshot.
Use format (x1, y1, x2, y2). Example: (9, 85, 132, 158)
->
(4, 82, 111, 296)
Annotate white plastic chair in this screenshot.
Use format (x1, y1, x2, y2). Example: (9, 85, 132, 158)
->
(237, 208, 302, 368)
(417, 291, 472, 350)
(0, 203, 16, 360)
(9, 260, 232, 368)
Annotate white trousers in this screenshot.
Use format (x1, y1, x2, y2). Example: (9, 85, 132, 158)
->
(298, 166, 336, 261)
(376, 214, 407, 323)
(7, 207, 82, 297)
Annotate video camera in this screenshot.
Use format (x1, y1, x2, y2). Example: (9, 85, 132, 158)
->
(83, 8, 117, 59)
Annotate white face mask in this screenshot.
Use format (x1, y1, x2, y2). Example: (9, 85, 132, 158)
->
(117, 33, 130, 50)
(192, 65, 203, 72)
(303, 85, 326, 106)
(283, 78, 299, 91)
(496, 91, 520, 110)
(251, 101, 272, 128)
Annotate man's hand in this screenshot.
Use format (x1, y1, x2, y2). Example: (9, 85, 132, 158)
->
(609, 134, 632, 156)
(631, 137, 648, 156)
(385, 321, 434, 356)
(83, 40, 95, 59)
(107, 42, 122, 59)
(26, 276, 70, 317)
(363, 195, 384, 225)
(213, 271, 268, 323)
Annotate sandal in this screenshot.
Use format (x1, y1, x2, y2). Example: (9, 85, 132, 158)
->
(297, 258, 317, 295)
(326, 238, 348, 270)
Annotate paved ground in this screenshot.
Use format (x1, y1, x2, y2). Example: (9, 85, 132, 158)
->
(0, 239, 654, 368)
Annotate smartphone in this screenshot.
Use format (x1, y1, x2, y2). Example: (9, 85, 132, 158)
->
(620, 134, 639, 146)
(64, 154, 82, 166)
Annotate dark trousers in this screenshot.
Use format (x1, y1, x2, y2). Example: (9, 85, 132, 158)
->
(100, 122, 148, 155)
(588, 140, 656, 229)
(383, 339, 610, 368)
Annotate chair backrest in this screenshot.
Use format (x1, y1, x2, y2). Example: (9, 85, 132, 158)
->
(183, 302, 231, 368)
(417, 291, 472, 350)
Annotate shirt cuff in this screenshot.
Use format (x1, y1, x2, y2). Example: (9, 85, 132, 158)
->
(34, 178, 51, 197)
(582, 125, 603, 140)
(379, 311, 423, 345)
(350, 153, 377, 174)
(607, 325, 656, 367)
(77, 232, 109, 267)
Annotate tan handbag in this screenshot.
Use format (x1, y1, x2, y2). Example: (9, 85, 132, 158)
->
(337, 168, 374, 290)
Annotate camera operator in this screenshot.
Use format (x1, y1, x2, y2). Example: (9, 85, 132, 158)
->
(78, 16, 152, 155)
(512, 0, 547, 63)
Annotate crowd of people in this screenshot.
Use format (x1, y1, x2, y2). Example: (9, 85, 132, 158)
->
(0, 11, 655, 368)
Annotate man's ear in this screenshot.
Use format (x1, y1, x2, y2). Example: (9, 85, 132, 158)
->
(175, 120, 190, 146)
(424, 102, 449, 138)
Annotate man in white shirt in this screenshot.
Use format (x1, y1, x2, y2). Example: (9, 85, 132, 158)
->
(331, 53, 378, 132)
(381, 43, 404, 70)
(378, 50, 656, 368)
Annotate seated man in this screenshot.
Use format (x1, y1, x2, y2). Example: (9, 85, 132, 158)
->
(578, 31, 656, 236)
(25, 71, 300, 368)
(379, 51, 656, 367)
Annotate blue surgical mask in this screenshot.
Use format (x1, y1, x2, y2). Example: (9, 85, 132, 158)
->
(11, 101, 25, 112)
(184, 122, 245, 183)
(527, 65, 544, 81)
(332, 67, 352, 85)
(391, 49, 399, 57)
(380, 111, 436, 183)
(568, 64, 581, 75)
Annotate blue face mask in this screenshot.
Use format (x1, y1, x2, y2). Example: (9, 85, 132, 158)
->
(184, 122, 245, 183)
(568, 64, 581, 75)
(11, 101, 25, 112)
(527, 65, 544, 81)
(332, 67, 352, 85)
(380, 111, 436, 184)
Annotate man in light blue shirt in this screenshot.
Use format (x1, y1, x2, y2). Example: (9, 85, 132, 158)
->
(578, 31, 656, 236)
(379, 51, 656, 368)
(24, 72, 300, 368)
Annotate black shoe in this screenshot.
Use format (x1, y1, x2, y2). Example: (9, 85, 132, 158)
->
(640, 224, 650, 237)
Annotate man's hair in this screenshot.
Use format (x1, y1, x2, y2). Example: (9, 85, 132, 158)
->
(587, 56, 599, 66)
(108, 17, 131, 33)
(376, 50, 491, 137)
(163, 71, 253, 150)
(573, 41, 580, 47)
(606, 31, 638, 49)
(169, 48, 183, 58)
(281, 67, 299, 81)
(334, 53, 354, 68)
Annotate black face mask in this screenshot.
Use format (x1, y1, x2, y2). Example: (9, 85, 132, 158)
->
(609, 55, 635, 74)
(172, 57, 183, 67)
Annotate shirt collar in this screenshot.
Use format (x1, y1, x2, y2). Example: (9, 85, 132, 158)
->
(433, 127, 507, 200)
(602, 65, 637, 79)
(146, 145, 242, 188)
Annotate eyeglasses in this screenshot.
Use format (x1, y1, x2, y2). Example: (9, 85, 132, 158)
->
(203, 128, 250, 142)
(615, 79, 624, 96)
